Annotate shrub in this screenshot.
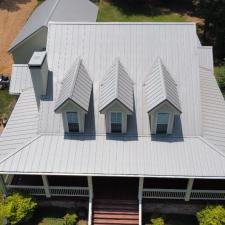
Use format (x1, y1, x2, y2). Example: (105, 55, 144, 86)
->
(63, 213, 78, 225)
(197, 205, 225, 225)
(150, 217, 165, 225)
(4, 193, 37, 225)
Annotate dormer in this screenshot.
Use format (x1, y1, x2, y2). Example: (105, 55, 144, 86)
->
(99, 59, 134, 134)
(55, 58, 92, 133)
(144, 58, 182, 135)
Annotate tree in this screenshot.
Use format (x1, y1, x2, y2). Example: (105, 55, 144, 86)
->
(193, 0, 225, 60)
(197, 205, 225, 225)
(150, 217, 165, 225)
(4, 193, 37, 225)
(63, 213, 78, 225)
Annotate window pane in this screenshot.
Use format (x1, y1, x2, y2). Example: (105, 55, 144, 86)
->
(157, 113, 169, 125)
(111, 112, 122, 133)
(156, 113, 169, 134)
(66, 112, 79, 132)
(67, 112, 78, 123)
(111, 112, 122, 124)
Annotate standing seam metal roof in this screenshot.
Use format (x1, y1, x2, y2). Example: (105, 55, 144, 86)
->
(9, 0, 98, 52)
(9, 64, 33, 95)
(55, 58, 93, 112)
(144, 57, 181, 113)
(99, 58, 134, 112)
(1, 22, 225, 177)
(0, 89, 38, 162)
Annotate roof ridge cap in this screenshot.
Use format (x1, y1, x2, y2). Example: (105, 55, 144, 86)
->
(157, 57, 167, 100)
(0, 135, 42, 165)
(115, 58, 120, 99)
(198, 136, 225, 159)
(70, 58, 82, 97)
(45, 0, 61, 25)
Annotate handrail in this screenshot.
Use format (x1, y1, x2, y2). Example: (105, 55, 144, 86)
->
(142, 188, 225, 200)
(6, 185, 89, 197)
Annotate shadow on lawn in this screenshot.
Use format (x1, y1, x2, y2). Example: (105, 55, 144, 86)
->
(106, 0, 195, 17)
(0, 0, 33, 12)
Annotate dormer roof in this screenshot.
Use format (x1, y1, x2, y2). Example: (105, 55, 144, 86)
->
(55, 58, 92, 112)
(99, 58, 134, 112)
(144, 57, 182, 113)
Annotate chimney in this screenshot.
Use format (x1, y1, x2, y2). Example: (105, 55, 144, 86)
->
(28, 51, 48, 107)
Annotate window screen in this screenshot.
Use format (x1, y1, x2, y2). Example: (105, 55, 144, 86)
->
(111, 112, 122, 133)
(66, 112, 79, 132)
(156, 113, 169, 134)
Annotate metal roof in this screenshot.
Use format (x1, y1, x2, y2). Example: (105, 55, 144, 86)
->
(0, 89, 38, 162)
(9, 65, 33, 95)
(200, 67, 225, 153)
(55, 58, 93, 112)
(99, 58, 134, 112)
(9, 0, 98, 52)
(144, 57, 181, 113)
(0, 135, 225, 178)
(2, 22, 225, 177)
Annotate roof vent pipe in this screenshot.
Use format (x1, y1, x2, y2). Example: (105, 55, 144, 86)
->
(28, 51, 48, 108)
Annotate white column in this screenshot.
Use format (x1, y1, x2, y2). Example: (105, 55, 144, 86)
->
(138, 177, 144, 201)
(87, 176, 93, 225)
(185, 178, 194, 202)
(0, 175, 7, 196)
(87, 176, 93, 199)
(138, 177, 144, 225)
(42, 175, 51, 198)
(5, 175, 14, 185)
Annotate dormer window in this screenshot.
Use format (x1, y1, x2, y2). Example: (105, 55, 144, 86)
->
(156, 113, 169, 134)
(111, 112, 122, 133)
(54, 58, 93, 134)
(67, 112, 79, 132)
(144, 57, 182, 135)
(99, 59, 134, 134)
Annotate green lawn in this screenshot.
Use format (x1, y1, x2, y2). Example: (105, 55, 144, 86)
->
(0, 89, 16, 120)
(97, 0, 187, 22)
(215, 64, 225, 97)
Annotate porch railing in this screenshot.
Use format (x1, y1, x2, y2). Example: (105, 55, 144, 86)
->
(143, 189, 186, 199)
(6, 185, 46, 196)
(50, 186, 89, 197)
(6, 185, 89, 197)
(191, 190, 225, 200)
(143, 188, 225, 200)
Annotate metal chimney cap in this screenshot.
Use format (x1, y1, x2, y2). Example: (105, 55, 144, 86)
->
(28, 51, 47, 67)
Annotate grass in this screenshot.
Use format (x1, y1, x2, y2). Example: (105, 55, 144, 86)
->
(97, 0, 188, 22)
(0, 89, 16, 119)
(215, 64, 225, 97)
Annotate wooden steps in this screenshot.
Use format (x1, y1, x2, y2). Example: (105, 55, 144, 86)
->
(93, 199, 139, 225)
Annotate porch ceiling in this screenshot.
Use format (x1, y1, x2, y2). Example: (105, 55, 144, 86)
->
(0, 135, 225, 179)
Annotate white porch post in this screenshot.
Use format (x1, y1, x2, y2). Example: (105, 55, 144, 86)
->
(87, 176, 93, 225)
(185, 178, 194, 202)
(41, 175, 51, 198)
(0, 175, 7, 196)
(138, 177, 144, 225)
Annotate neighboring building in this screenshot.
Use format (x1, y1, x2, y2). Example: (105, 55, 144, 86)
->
(2, 22, 225, 225)
(8, 0, 98, 64)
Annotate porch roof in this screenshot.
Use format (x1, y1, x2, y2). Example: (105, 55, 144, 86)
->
(0, 135, 225, 178)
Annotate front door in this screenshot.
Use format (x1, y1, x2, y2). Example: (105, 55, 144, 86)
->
(93, 177, 139, 200)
